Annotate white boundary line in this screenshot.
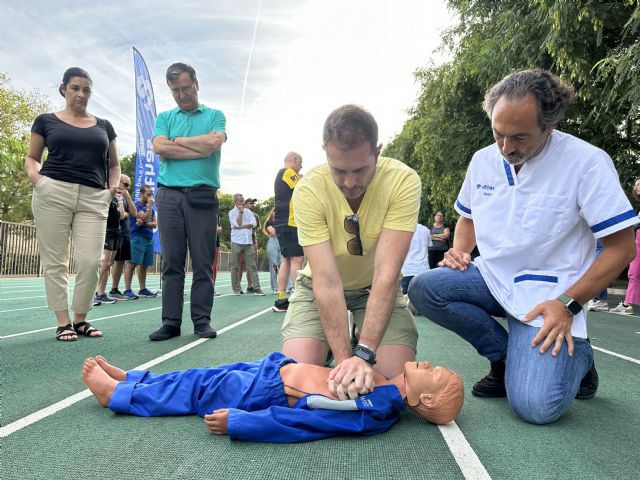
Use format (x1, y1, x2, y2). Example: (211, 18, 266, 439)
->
(438, 422, 492, 480)
(0, 280, 236, 315)
(593, 346, 640, 365)
(0, 294, 235, 339)
(0, 307, 272, 438)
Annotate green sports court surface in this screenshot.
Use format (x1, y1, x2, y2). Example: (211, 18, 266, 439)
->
(1, 273, 639, 479)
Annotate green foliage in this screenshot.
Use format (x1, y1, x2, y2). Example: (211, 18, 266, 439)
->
(386, 0, 640, 225)
(119, 152, 136, 181)
(0, 74, 49, 222)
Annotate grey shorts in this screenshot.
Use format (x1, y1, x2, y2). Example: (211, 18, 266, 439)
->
(281, 274, 418, 350)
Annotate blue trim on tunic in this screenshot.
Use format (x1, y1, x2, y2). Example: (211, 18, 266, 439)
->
(503, 160, 515, 186)
(514, 274, 558, 283)
(590, 209, 637, 233)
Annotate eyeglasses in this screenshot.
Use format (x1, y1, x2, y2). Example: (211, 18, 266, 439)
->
(170, 84, 195, 96)
(344, 214, 363, 256)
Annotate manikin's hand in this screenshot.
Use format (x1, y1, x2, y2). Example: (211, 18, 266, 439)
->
(328, 357, 375, 400)
(439, 248, 471, 271)
(523, 300, 574, 357)
(204, 408, 229, 435)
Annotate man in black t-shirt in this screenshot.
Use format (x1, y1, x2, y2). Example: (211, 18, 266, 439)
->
(272, 152, 304, 312)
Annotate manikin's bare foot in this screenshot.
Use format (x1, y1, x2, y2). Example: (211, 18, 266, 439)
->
(82, 357, 118, 407)
(95, 355, 127, 381)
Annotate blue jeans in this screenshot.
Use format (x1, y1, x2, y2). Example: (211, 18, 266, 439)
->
(408, 264, 593, 424)
(266, 237, 281, 292)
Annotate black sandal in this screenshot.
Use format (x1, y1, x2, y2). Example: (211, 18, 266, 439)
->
(56, 324, 78, 342)
(73, 321, 103, 338)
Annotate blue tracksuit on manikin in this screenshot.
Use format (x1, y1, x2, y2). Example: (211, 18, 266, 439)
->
(108, 352, 405, 443)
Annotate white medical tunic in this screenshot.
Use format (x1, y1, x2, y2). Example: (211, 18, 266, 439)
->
(454, 130, 638, 338)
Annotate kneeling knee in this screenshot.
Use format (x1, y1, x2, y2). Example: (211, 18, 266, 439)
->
(509, 393, 566, 425)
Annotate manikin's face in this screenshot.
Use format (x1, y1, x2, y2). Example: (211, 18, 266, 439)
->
(491, 94, 553, 166)
(325, 141, 381, 200)
(404, 361, 454, 406)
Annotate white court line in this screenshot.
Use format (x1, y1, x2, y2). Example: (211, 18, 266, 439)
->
(0, 293, 236, 339)
(1, 295, 46, 301)
(0, 306, 272, 438)
(439, 422, 492, 480)
(0, 280, 235, 314)
(593, 346, 640, 365)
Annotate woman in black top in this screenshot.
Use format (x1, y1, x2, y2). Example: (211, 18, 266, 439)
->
(24, 67, 121, 341)
(428, 211, 451, 269)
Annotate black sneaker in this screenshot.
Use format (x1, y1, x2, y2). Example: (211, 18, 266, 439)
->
(472, 359, 507, 398)
(272, 298, 289, 312)
(246, 287, 255, 293)
(109, 288, 128, 300)
(149, 325, 181, 341)
(575, 361, 598, 400)
(194, 324, 217, 339)
(95, 293, 118, 304)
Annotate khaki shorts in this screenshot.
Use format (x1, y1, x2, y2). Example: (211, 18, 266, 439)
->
(281, 274, 418, 350)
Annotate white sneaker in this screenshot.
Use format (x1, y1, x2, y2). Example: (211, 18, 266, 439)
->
(587, 299, 608, 312)
(609, 302, 633, 315)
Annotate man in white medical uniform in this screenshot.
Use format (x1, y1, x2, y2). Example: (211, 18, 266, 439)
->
(408, 69, 637, 424)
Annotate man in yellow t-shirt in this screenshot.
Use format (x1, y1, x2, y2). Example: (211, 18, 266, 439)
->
(282, 104, 421, 400)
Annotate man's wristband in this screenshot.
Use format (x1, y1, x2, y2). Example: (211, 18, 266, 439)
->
(352, 344, 376, 365)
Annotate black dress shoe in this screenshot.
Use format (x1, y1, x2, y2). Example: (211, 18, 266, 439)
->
(148, 325, 181, 341)
(472, 359, 507, 398)
(194, 324, 217, 339)
(575, 361, 598, 400)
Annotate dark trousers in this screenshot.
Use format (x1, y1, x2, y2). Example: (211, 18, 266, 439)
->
(156, 186, 218, 328)
(428, 250, 446, 270)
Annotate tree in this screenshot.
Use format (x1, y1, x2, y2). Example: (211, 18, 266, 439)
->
(0, 74, 49, 222)
(386, 0, 640, 221)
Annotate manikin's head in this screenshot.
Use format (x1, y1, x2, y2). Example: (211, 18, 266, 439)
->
(403, 361, 464, 425)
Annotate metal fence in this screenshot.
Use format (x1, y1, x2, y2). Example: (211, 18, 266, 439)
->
(0, 220, 267, 277)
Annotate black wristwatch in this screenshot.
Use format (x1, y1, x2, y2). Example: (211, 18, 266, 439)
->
(557, 294, 583, 316)
(352, 344, 376, 365)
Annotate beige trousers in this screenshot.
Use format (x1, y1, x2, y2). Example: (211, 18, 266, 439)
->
(32, 176, 110, 314)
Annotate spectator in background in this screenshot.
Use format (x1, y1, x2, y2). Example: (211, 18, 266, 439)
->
(109, 175, 138, 300)
(609, 177, 640, 315)
(427, 211, 450, 269)
(124, 185, 158, 300)
(149, 62, 225, 341)
(94, 186, 126, 305)
(401, 223, 433, 299)
(273, 152, 304, 312)
(25, 67, 120, 341)
(240, 198, 260, 293)
(263, 208, 281, 293)
(229, 193, 264, 296)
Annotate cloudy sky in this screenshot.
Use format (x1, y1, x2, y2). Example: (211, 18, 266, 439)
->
(2, 0, 455, 199)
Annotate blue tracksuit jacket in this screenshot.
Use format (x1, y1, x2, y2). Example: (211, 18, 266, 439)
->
(108, 352, 405, 443)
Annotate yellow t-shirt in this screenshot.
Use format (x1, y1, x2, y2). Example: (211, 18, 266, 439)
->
(293, 157, 421, 290)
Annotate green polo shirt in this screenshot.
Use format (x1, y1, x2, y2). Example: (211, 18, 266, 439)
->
(154, 104, 226, 188)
